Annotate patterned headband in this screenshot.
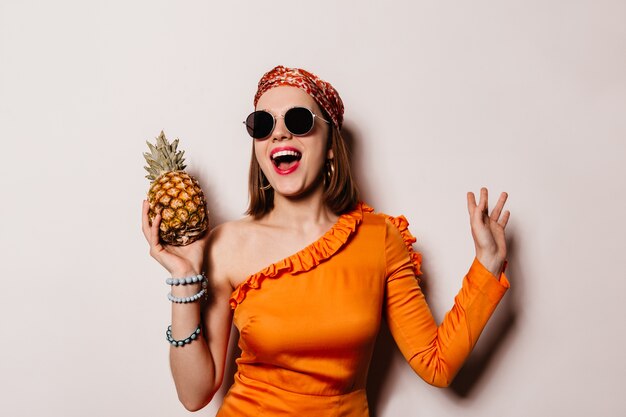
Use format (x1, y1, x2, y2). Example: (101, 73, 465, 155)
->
(254, 65, 344, 129)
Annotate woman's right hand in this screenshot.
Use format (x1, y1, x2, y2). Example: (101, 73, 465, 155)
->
(141, 200, 209, 277)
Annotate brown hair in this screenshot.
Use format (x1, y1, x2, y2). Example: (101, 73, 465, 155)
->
(246, 123, 359, 218)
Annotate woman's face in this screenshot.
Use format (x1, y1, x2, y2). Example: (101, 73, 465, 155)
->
(254, 86, 332, 199)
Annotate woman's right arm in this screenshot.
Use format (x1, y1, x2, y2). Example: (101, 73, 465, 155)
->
(142, 200, 234, 411)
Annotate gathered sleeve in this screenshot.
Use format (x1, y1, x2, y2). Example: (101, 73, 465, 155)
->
(384, 218, 510, 387)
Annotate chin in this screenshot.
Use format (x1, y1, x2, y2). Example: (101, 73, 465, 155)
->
(275, 179, 324, 200)
(275, 186, 307, 198)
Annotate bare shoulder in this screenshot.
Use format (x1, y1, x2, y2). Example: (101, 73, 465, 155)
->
(209, 217, 257, 254)
(206, 217, 258, 289)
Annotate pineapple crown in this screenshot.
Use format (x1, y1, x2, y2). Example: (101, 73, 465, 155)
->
(143, 130, 187, 181)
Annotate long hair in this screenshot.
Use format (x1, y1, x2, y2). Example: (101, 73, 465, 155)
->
(246, 121, 359, 218)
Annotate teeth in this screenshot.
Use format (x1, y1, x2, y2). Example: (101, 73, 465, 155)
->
(271, 150, 301, 160)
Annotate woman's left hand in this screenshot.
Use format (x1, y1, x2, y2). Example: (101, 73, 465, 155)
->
(467, 188, 510, 277)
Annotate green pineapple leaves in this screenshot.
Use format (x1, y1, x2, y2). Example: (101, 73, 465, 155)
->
(143, 130, 188, 181)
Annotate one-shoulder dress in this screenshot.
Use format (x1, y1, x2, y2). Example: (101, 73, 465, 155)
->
(217, 203, 509, 416)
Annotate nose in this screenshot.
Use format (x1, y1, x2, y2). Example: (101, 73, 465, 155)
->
(271, 116, 292, 142)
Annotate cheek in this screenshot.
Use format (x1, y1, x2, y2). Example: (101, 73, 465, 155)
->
(253, 141, 266, 164)
(253, 142, 274, 177)
(308, 143, 329, 171)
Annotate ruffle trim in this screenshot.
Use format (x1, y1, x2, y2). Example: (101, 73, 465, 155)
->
(383, 214, 423, 277)
(229, 202, 374, 309)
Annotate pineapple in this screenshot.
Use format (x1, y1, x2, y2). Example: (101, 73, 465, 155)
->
(144, 131, 208, 245)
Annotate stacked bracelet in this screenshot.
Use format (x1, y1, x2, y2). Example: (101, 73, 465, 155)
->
(167, 287, 207, 303)
(166, 273, 208, 304)
(166, 273, 205, 286)
(166, 324, 201, 347)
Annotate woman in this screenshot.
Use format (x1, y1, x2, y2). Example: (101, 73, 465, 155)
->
(142, 65, 511, 416)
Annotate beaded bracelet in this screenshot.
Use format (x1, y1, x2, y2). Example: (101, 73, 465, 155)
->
(166, 273, 205, 286)
(167, 277, 208, 303)
(166, 324, 201, 347)
(167, 288, 206, 303)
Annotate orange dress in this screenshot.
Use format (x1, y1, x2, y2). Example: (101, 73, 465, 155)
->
(217, 203, 509, 416)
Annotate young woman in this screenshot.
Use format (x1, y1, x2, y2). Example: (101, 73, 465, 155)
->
(142, 65, 511, 416)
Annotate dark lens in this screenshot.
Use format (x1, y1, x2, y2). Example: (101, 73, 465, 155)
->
(245, 111, 274, 139)
(284, 107, 314, 135)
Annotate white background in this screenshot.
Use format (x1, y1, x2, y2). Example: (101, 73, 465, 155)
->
(1, 1, 625, 416)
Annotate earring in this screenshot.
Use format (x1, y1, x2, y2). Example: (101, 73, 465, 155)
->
(324, 159, 335, 186)
(259, 172, 272, 191)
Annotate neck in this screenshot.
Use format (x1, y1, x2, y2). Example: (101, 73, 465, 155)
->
(267, 186, 337, 228)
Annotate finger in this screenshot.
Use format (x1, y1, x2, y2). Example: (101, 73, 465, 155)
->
(478, 187, 489, 220)
(467, 192, 477, 216)
(498, 210, 511, 228)
(141, 200, 151, 240)
(490, 192, 508, 222)
(480, 187, 488, 210)
(150, 212, 162, 247)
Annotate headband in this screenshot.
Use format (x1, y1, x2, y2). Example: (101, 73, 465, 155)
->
(254, 65, 344, 129)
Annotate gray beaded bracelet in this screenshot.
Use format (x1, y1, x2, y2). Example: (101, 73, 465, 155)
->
(167, 278, 208, 303)
(166, 273, 205, 286)
(167, 287, 207, 303)
(166, 324, 201, 347)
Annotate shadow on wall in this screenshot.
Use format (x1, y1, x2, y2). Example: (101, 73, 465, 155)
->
(448, 233, 520, 398)
(366, 235, 520, 415)
(340, 123, 373, 206)
(346, 120, 521, 413)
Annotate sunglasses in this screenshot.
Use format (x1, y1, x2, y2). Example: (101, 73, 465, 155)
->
(244, 107, 330, 140)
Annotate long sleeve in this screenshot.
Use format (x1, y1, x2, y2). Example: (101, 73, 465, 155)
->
(384, 219, 510, 387)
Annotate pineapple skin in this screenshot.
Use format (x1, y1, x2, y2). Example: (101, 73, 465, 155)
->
(147, 171, 208, 246)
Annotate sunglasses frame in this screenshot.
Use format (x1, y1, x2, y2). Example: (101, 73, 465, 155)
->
(244, 106, 330, 140)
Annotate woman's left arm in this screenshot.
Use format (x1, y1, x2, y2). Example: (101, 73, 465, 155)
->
(467, 187, 510, 277)
(383, 188, 511, 387)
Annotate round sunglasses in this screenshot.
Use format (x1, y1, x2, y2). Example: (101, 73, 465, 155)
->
(244, 107, 330, 140)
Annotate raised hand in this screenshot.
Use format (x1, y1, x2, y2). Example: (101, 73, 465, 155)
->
(141, 200, 209, 277)
(466, 188, 510, 277)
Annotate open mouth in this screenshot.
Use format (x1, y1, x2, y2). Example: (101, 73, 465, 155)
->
(271, 149, 302, 172)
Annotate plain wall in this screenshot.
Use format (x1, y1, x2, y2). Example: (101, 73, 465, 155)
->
(1, 0, 625, 416)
